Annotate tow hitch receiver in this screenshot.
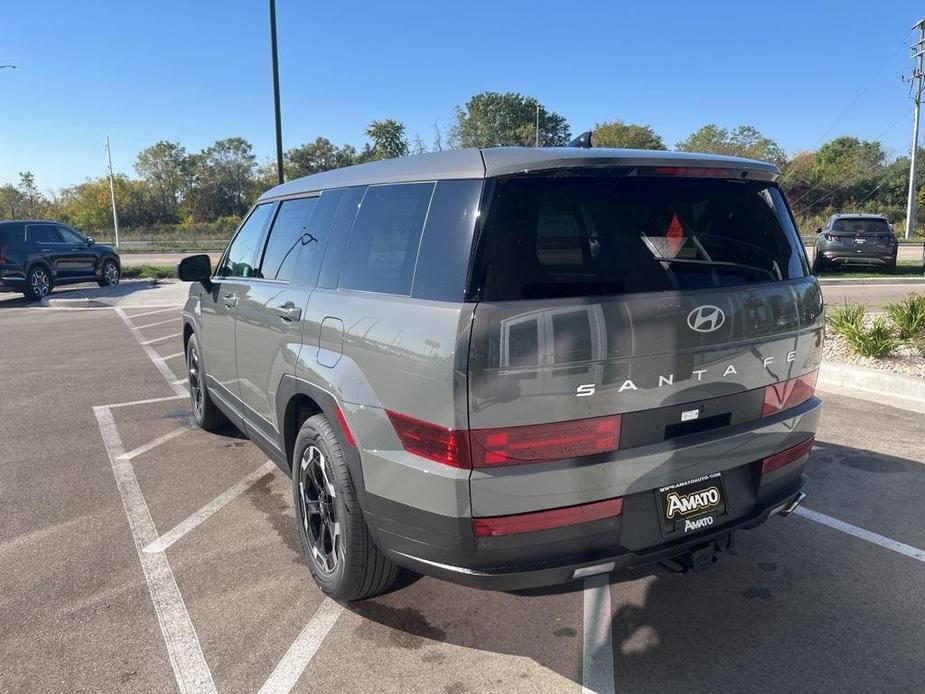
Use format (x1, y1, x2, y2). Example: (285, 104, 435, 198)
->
(660, 533, 734, 574)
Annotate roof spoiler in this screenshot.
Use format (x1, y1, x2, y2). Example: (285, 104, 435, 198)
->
(567, 131, 593, 148)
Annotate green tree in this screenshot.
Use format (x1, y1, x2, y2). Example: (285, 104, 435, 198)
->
(676, 124, 786, 167)
(286, 137, 358, 177)
(365, 119, 409, 160)
(134, 141, 191, 223)
(592, 120, 666, 150)
(18, 171, 45, 217)
(195, 137, 257, 218)
(0, 184, 25, 218)
(451, 92, 570, 148)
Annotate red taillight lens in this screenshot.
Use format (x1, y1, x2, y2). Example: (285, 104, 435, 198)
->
(0, 245, 6, 264)
(654, 166, 731, 178)
(761, 436, 815, 475)
(823, 233, 833, 241)
(385, 410, 470, 469)
(762, 371, 817, 417)
(469, 415, 622, 468)
(472, 497, 623, 537)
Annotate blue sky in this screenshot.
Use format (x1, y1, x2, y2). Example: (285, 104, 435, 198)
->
(1, 1, 923, 191)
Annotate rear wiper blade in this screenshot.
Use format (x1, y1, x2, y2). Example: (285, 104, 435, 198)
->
(649, 256, 780, 281)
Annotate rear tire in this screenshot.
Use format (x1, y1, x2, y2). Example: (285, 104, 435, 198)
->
(23, 264, 52, 301)
(186, 333, 228, 432)
(293, 413, 399, 601)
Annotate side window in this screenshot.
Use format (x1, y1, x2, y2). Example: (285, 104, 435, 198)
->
(26, 224, 63, 244)
(217, 203, 274, 278)
(290, 189, 346, 287)
(58, 227, 86, 244)
(338, 182, 435, 295)
(259, 197, 319, 281)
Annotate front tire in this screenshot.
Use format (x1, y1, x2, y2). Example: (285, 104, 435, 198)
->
(23, 264, 52, 301)
(186, 333, 228, 432)
(293, 414, 399, 601)
(98, 258, 120, 287)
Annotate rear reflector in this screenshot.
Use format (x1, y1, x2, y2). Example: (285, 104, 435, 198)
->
(469, 415, 622, 468)
(385, 410, 469, 469)
(472, 498, 623, 537)
(762, 371, 817, 417)
(334, 406, 357, 447)
(761, 436, 815, 475)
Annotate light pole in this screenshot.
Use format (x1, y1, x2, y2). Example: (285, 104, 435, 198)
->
(269, 0, 284, 185)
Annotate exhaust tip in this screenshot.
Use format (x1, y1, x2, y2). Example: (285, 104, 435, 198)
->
(778, 491, 806, 517)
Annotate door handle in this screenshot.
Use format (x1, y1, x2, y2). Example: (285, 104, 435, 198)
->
(41, 248, 51, 252)
(274, 303, 302, 322)
(222, 293, 238, 309)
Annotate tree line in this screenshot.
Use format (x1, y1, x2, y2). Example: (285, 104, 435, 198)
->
(1, 91, 922, 237)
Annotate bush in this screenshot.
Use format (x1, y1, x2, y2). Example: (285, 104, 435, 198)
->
(839, 317, 899, 358)
(885, 294, 925, 340)
(826, 303, 865, 334)
(121, 264, 176, 280)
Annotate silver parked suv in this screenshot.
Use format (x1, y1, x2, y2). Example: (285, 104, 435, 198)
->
(178, 146, 822, 601)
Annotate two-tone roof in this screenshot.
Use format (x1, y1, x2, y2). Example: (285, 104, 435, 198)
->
(258, 147, 780, 201)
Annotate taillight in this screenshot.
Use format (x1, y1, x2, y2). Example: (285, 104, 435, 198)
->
(385, 410, 470, 469)
(469, 415, 622, 468)
(761, 436, 815, 475)
(823, 233, 833, 241)
(472, 497, 623, 537)
(0, 245, 6, 264)
(762, 371, 817, 417)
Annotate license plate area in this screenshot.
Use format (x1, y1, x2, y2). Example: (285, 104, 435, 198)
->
(656, 472, 728, 537)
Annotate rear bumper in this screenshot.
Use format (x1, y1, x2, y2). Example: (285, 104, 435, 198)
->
(819, 248, 897, 265)
(364, 397, 821, 591)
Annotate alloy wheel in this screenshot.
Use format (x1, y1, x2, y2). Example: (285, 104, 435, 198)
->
(30, 268, 50, 297)
(299, 444, 340, 575)
(104, 261, 120, 285)
(188, 345, 204, 420)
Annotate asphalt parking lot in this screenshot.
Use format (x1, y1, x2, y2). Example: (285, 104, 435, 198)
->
(1, 298, 924, 694)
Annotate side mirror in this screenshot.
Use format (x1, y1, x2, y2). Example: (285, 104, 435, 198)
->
(178, 254, 212, 287)
(815, 227, 822, 234)
(86, 236, 95, 245)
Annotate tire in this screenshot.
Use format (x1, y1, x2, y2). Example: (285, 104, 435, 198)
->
(22, 264, 52, 301)
(293, 413, 399, 601)
(811, 254, 826, 275)
(887, 259, 898, 274)
(186, 333, 228, 432)
(98, 258, 120, 287)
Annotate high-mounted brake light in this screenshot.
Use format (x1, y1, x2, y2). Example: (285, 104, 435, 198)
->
(762, 371, 817, 417)
(761, 436, 815, 475)
(472, 497, 623, 537)
(386, 410, 470, 469)
(469, 415, 622, 468)
(654, 166, 732, 178)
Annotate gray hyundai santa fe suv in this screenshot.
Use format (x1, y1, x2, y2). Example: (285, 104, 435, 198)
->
(178, 146, 822, 601)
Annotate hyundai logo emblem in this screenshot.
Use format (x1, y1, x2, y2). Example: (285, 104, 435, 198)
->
(687, 305, 725, 333)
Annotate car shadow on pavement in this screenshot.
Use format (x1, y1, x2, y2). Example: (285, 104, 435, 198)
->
(343, 440, 923, 692)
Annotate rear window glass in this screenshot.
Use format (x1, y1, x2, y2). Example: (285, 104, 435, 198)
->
(0, 225, 24, 243)
(470, 174, 807, 301)
(338, 182, 435, 295)
(832, 218, 890, 234)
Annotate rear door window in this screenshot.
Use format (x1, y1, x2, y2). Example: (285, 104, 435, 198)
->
(25, 224, 64, 245)
(338, 182, 435, 296)
(259, 197, 319, 281)
(217, 203, 275, 278)
(470, 174, 807, 301)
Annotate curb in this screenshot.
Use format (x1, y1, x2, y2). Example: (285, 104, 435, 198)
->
(818, 361, 925, 409)
(818, 277, 925, 286)
(42, 279, 160, 308)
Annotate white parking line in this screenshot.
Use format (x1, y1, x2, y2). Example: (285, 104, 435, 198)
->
(143, 461, 277, 554)
(158, 351, 185, 362)
(141, 332, 183, 346)
(114, 308, 187, 398)
(108, 394, 187, 410)
(128, 307, 181, 319)
(94, 405, 217, 694)
(581, 574, 615, 694)
(257, 598, 343, 694)
(135, 317, 180, 330)
(117, 424, 192, 461)
(795, 506, 925, 562)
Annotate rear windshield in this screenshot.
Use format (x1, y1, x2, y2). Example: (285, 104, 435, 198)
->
(832, 218, 890, 234)
(470, 174, 808, 301)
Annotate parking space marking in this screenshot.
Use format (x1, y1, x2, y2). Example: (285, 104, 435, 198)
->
(795, 506, 925, 563)
(129, 307, 181, 319)
(114, 307, 187, 397)
(117, 423, 193, 461)
(94, 404, 217, 694)
(108, 394, 187, 410)
(257, 598, 343, 694)
(144, 461, 277, 554)
(135, 317, 180, 330)
(581, 574, 615, 694)
(141, 332, 183, 346)
(158, 351, 186, 362)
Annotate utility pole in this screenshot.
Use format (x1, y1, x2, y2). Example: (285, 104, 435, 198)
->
(269, 0, 284, 185)
(535, 103, 540, 147)
(105, 136, 120, 249)
(904, 19, 925, 239)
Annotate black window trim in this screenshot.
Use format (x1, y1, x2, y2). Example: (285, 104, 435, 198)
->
(253, 193, 322, 285)
(334, 180, 438, 297)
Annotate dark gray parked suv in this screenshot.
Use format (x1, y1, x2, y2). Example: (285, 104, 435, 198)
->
(178, 147, 822, 601)
(812, 213, 898, 273)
